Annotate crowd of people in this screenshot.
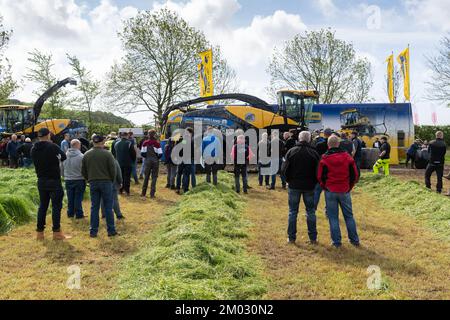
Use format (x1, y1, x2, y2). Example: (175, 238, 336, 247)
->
(1, 125, 448, 247)
(0, 134, 34, 168)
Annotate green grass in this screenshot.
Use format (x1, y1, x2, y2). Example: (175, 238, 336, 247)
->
(0, 203, 14, 234)
(358, 173, 450, 239)
(113, 172, 267, 300)
(0, 169, 38, 234)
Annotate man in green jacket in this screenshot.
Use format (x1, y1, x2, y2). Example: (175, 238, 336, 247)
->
(82, 135, 118, 238)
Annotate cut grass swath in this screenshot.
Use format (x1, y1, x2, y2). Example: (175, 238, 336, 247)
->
(0, 195, 34, 225)
(114, 172, 267, 300)
(358, 173, 450, 239)
(0, 203, 14, 234)
(0, 169, 38, 233)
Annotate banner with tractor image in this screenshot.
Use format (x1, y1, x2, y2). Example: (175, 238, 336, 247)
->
(310, 103, 414, 165)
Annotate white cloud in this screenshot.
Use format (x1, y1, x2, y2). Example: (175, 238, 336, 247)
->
(315, 0, 338, 17)
(152, 1, 307, 102)
(403, 0, 450, 31)
(153, 0, 241, 31)
(1, 0, 137, 107)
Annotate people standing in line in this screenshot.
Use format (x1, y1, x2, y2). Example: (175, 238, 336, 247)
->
(17, 138, 34, 168)
(317, 135, 360, 248)
(231, 135, 254, 194)
(82, 135, 118, 238)
(62, 139, 86, 219)
(313, 128, 333, 211)
(6, 134, 19, 169)
(258, 132, 270, 187)
(425, 131, 447, 194)
(281, 131, 320, 245)
(141, 130, 162, 199)
(339, 132, 355, 156)
(268, 131, 286, 190)
(406, 140, 421, 169)
(128, 131, 140, 185)
(351, 131, 363, 175)
(202, 126, 221, 186)
(164, 137, 177, 189)
(60, 133, 71, 153)
(114, 132, 136, 196)
(373, 138, 381, 149)
(373, 136, 391, 176)
(31, 128, 70, 241)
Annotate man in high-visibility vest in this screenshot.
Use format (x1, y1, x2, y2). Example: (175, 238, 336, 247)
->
(373, 136, 391, 176)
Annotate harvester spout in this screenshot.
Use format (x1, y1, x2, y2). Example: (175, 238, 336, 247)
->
(33, 77, 77, 122)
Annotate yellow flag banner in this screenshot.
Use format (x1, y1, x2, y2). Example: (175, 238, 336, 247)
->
(397, 47, 410, 101)
(198, 49, 214, 99)
(386, 54, 395, 103)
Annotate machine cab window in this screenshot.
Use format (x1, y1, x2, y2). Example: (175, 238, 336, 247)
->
(277, 90, 319, 127)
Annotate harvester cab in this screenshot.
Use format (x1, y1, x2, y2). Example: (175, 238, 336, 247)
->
(277, 90, 319, 131)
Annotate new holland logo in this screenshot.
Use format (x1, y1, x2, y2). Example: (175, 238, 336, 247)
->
(245, 113, 256, 123)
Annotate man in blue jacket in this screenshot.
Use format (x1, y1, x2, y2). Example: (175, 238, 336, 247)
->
(202, 126, 222, 185)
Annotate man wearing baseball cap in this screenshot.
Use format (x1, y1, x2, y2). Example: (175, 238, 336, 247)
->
(82, 134, 118, 237)
(31, 127, 70, 241)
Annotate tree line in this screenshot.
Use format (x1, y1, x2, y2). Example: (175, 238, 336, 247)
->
(1, 9, 449, 130)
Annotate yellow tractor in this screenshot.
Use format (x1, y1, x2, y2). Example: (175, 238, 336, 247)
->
(0, 78, 89, 149)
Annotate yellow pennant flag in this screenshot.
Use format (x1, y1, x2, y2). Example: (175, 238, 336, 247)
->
(386, 54, 395, 103)
(198, 49, 214, 101)
(397, 47, 410, 101)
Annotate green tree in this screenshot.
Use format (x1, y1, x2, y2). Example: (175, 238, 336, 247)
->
(0, 15, 18, 104)
(426, 34, 450, 104)
(25, 49, 69, 118)
(67, 54, 101, 129)
(105, 9, 238, 128)
(268, 29, 373, 103)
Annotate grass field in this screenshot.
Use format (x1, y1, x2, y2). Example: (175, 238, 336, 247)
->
(1, 168, 450, 299)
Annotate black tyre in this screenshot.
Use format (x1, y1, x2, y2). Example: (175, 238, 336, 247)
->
(361, 148, 379, 169)
(414, 149, 429, 169)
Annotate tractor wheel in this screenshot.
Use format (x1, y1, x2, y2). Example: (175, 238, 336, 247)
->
(361, 148, 379, 169)
(414, 150, 429, 169)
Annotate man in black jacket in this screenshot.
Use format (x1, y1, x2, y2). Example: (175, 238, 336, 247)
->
(31, 128, 70, 241)
(281, 131, 320, 244)
(114, 132, 137, 196)
(425, 131, 447, 193)
(17, 138, 34, 168)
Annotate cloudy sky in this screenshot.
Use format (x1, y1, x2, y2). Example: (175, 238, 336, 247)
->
(1, 0, 449, 125)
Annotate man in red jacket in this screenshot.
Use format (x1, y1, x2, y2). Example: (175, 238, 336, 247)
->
(317, 135, 360, 248)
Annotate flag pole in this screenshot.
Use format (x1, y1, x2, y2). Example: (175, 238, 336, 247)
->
(392, 51, 395, 103)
